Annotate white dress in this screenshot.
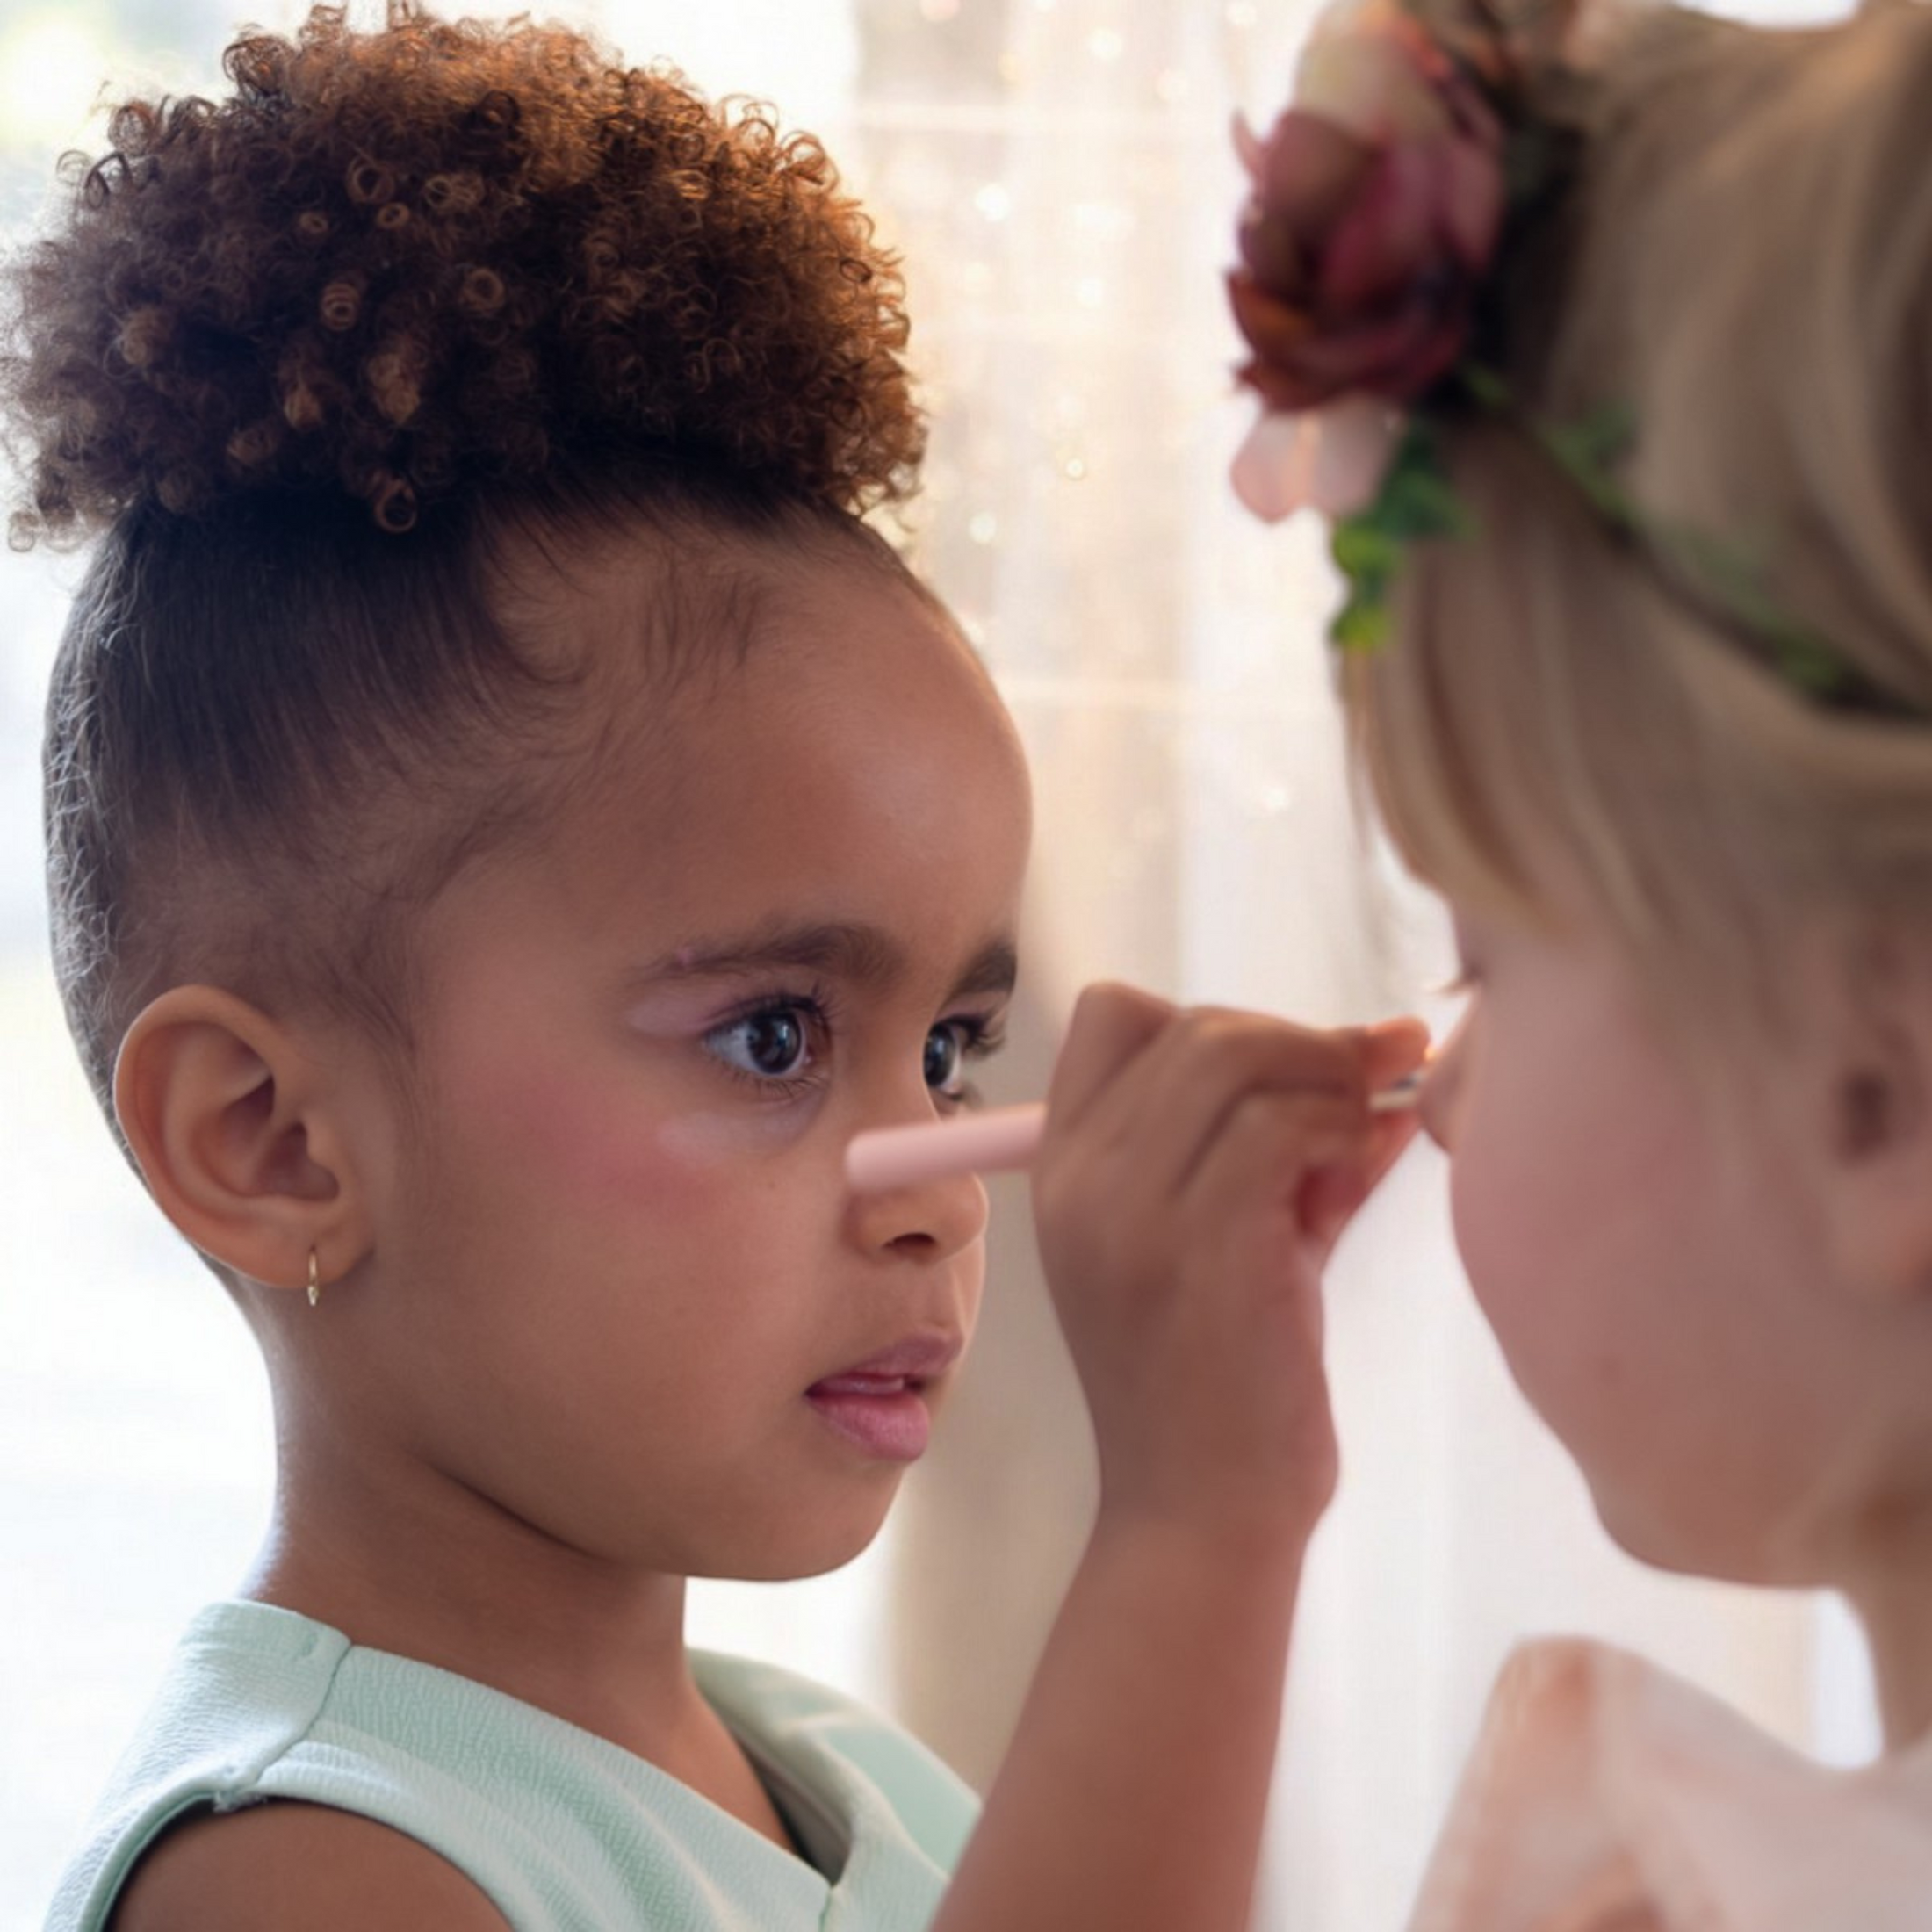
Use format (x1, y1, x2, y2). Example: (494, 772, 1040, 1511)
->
(1409, 1637, 1932, 1931)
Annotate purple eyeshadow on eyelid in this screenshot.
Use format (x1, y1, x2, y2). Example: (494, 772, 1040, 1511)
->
(623, 990, 738, 1036)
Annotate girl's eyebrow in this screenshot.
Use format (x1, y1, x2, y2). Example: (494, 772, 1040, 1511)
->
(632, 920, 1019, 1003)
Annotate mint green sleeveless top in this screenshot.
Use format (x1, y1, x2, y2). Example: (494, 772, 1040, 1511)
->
(47, 1601, 977, 1931)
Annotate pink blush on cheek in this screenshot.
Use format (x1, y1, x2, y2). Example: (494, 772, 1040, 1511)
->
(457, 1061, 722, 1211)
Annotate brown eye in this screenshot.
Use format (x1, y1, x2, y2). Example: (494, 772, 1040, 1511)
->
(745, 1010, 806, 1076)
(707, 1006, 812, 1082)
(924, 1024, 965, 1097)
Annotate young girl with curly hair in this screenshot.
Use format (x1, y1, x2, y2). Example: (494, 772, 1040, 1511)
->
(11, 4, 1423, 1928)
(1207, 0, 1932, 1921)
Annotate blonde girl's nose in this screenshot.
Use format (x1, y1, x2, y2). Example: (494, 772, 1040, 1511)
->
(1418, 1014, 1472, 1152)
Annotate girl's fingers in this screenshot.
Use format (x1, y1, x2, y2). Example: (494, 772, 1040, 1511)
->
(1185, 1086, 1418, 1257)
(1183, 1090, 1371, 1231)
(1058, 1007, 1390, 1202)
(1301, 1110, 1421, 1250)
(1040, 984, 1433, 1238)
(1044, 982, 1180, 1129)
(1361, 1015, 1432, 1090)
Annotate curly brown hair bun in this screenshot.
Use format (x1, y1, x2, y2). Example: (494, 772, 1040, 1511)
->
(19, 4, 941, 1192)
(4, 1, 922, 543)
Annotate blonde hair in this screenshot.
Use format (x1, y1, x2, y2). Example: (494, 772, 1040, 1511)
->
(1352, 0, 1932, 1020)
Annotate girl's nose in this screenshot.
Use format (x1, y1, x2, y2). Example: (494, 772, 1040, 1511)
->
(1417, 1013, 1470, 1153)
(850, 1159, 991, 1265)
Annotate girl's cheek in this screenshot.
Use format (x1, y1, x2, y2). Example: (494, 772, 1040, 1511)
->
(467, 1051, 812, 1207)
(445, 1053, 683, 1207)
(655, 1105, 808, 1165)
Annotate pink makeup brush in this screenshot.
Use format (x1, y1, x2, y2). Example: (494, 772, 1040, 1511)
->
(846, 1070, 1424, 1193)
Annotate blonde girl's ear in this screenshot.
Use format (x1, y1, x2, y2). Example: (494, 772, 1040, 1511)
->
(112, 985, 374, 1298)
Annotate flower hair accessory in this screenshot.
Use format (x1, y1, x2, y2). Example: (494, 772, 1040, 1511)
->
(1227, 0, 1921, 718)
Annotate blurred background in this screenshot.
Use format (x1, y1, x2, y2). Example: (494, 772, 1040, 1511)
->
(0, 0, 1873, 1924)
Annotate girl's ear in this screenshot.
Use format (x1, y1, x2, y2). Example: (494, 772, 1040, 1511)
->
(113, 985, 375, 1297)
(1818, 952, 1932, 1308)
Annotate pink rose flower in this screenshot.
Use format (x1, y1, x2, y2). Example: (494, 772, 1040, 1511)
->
(1230, 396, 1397, 522)
(1228, 0, 1505, 414)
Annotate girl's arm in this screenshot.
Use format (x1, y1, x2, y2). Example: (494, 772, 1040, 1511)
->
(931, 982, 1425, 1932)
(930, 1515, 1306, 1932)
(107, 1802, 511, 1932)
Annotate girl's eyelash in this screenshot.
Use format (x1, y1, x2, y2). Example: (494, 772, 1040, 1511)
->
(948, 1013, 1007, 1059)
(713, 982, 840, 1034)
(939, 1013, 1008, 1113)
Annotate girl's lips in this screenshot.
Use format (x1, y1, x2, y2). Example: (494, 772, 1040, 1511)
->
(810, 1370, 925, 1397)
(805, 1332, 962, 1461)
(811, 1331, 963, 1388)
(806, 1386, 933, 1461)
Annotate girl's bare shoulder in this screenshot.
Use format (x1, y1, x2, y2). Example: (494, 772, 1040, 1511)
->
(107, 1800, 510, 1932)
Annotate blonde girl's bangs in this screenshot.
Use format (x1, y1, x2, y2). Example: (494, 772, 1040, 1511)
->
(1343, 433, 1932, 1038)
(1339, 433, 1689, 950)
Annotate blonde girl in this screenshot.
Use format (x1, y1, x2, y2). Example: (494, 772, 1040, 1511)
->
(1200, 0, 1932, 1920)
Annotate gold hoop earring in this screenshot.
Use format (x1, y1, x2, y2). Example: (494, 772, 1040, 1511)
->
(307, 1249, 321, 1308)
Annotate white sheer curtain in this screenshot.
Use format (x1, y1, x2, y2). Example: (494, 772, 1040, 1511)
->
(0, 1, 1868, 1927)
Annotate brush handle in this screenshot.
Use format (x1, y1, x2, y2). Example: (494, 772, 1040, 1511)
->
(847, 1103, 1046, 1193)
(846, 1072, 1422, 1193)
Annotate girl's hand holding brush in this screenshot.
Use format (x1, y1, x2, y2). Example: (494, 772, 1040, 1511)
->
(1015, 984, 1430, 1539)
(918, 984, 1430, 1932)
